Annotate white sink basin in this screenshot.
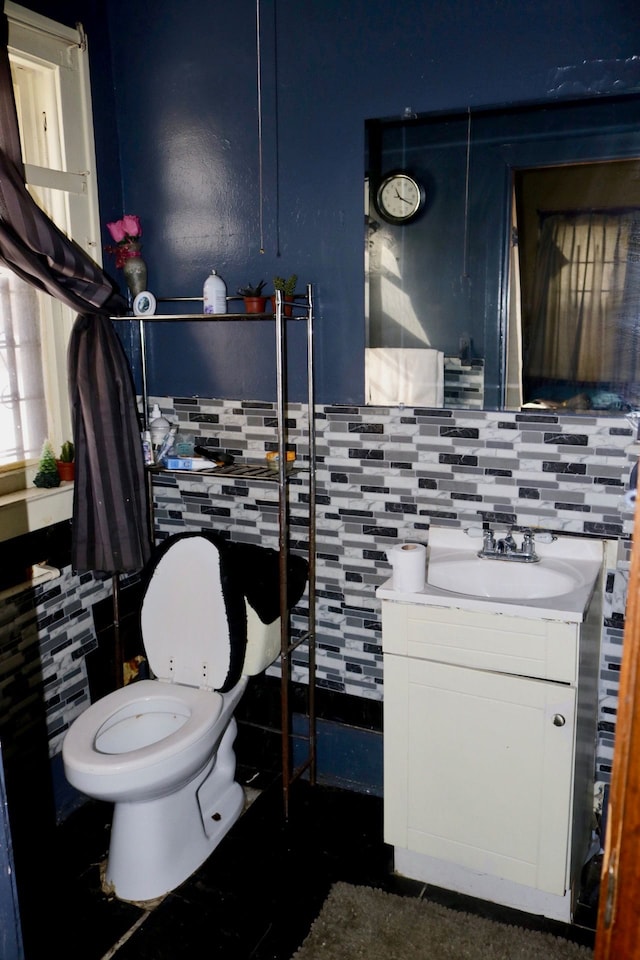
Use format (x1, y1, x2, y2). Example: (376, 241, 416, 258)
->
(377, 526, 605, 621)
(427, 553, 588, 600)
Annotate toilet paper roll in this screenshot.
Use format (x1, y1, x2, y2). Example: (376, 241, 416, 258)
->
(387, 542, 426, 592)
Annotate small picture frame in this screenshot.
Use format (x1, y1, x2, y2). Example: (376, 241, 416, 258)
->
(133, 291, 157, 317)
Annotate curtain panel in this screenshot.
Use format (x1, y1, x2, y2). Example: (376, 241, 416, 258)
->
(0, 15, 151, 574)
(526, 210, 640, 389)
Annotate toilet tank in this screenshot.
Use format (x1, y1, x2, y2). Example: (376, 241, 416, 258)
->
(243, 603, 280, 675)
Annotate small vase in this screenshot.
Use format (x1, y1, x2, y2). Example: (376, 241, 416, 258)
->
(121, 243, 148, 298)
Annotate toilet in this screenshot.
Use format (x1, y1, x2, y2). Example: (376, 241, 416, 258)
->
(62, 532, 287, 903)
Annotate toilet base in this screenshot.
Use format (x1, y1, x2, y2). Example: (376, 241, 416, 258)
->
(105, 718, 244, 902)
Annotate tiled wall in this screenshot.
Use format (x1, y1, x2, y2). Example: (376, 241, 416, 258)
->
(149, 396, 637, 785)
(0, 568, 116, 763)
(1, 396, 637, 792)
(443, 357, 485, 408)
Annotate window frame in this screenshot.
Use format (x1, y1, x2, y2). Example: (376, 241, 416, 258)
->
(0, 3, 101, 540)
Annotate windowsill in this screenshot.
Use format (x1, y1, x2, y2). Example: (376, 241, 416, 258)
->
(0, 464, 73, 543)
(0, 562, 61, 602)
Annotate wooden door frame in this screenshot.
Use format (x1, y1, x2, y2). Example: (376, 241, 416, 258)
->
(595, 503, 640, 957)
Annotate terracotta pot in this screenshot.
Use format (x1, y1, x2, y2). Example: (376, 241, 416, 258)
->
(270, 295, 293, 316)
(243, 296, 267, 314)
(56, 460, 75, 482)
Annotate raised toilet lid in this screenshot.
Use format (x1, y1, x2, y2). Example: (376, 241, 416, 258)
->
(141, 534, 245, 691)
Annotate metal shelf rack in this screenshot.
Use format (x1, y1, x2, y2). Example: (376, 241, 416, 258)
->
(114, 285, 317, 816)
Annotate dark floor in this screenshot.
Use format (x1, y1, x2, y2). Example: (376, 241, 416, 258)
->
(20, 773, 599, 960)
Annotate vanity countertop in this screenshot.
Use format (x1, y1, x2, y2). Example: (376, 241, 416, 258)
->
(377, 528, 604, 623)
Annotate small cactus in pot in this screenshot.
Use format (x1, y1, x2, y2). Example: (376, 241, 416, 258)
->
(56, 440, 75, 481)
(60, 441, 75, 463)
(271, 274, 298, 315)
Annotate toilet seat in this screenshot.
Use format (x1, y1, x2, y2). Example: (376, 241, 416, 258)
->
(61, 678, 239, 801)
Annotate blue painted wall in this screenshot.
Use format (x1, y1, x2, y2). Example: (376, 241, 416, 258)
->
(34, 0, 640, 402)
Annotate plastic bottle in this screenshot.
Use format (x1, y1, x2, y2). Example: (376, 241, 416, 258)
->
(149, 403, 171, 455)
(141, 430, 154, 465)
(203, 269, 227, 314)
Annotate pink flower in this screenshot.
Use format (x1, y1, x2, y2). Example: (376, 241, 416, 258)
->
(106, 219, 127, 243)
(106, 214, 142, 244)
(121, 214, 142, 238)
(105, 215, 144, 269)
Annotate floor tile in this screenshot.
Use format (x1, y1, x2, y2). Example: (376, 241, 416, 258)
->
(41, 777, 597, 960)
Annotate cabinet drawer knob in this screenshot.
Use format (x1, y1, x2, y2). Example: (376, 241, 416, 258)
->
(552, 714, 566, 727)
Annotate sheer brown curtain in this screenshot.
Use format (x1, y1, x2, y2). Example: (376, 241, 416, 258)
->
(0, 14, 151, 574)
(526, 210, 640, 388)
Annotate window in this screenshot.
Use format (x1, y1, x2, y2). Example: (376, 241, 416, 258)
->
(1, 2, 100, 471)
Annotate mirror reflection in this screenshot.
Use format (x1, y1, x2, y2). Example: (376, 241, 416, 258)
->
(365, 95, 640, 412)
(510, 161, 640, 412)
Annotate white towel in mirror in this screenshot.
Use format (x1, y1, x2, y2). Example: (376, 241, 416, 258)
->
(366, 347, 444, 406)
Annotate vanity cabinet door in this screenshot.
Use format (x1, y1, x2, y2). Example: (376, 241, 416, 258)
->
(384, 654, 576, 895)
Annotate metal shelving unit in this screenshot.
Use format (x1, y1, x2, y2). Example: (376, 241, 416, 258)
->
(114, 285, 317, 816)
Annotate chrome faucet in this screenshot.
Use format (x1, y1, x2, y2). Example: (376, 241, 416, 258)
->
(477, 527, 539, 563)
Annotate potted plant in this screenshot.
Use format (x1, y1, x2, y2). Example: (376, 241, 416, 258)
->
(271, 274, 298, 316)
(33, 439, 60, 488)
(56, 440, 75, 481)
(237, 280, 268, 314)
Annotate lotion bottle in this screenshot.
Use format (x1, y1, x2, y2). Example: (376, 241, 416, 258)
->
(203, 269, 227, 314)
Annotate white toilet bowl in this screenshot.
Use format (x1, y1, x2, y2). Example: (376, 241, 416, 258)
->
(62, 533, 282, 903)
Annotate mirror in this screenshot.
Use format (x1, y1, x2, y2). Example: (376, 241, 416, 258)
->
(365, 94, 640, 412)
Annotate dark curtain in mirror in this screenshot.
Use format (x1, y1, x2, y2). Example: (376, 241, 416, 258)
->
(524, 210, 640, 411)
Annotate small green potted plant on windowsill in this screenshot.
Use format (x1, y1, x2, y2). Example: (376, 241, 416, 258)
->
(237, 280, 268, 314)
(271, 274, 298, 316)
(56, 440, 75, 482)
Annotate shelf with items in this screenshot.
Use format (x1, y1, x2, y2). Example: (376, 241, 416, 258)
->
(113, 284, 317, 817)
(129, 293, 307, 322)
(148, 460, 307, 481)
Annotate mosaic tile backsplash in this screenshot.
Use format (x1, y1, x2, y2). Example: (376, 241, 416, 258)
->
(1, 396, 637, 792)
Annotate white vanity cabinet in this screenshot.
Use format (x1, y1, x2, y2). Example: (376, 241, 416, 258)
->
(380, 589, 602, 922)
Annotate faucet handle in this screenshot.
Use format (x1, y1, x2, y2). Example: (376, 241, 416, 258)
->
(520, 528, 536, 557)
(482, 528, 495, 547)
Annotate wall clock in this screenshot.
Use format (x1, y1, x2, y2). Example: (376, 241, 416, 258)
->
(375, 171, 426, 224)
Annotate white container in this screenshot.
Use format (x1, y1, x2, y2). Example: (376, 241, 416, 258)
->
(203, 269, 227, 315)
(149, 403, 171, 451)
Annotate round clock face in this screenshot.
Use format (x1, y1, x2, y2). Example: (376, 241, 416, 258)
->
(376, 172, 425, 223)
